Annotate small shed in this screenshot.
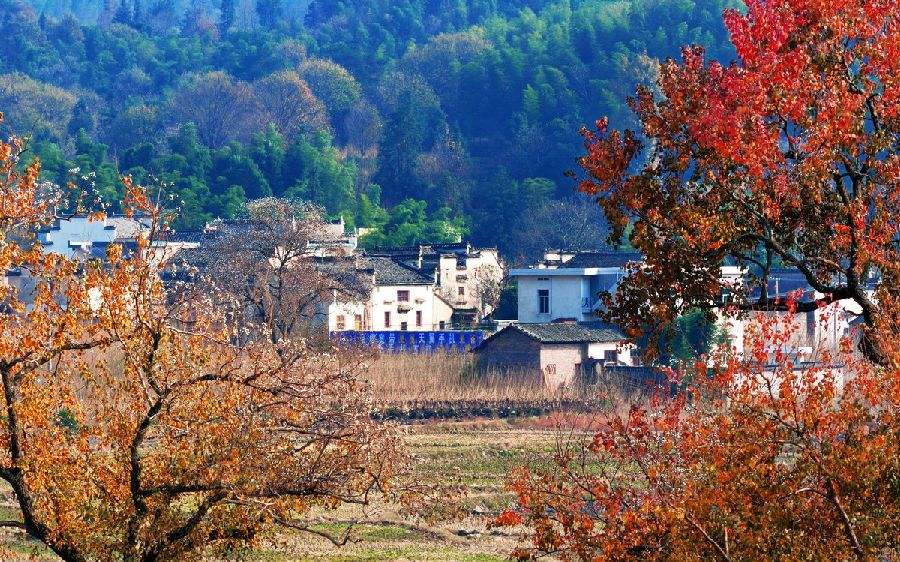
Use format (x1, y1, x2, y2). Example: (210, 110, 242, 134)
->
(473, 322, 631, 389)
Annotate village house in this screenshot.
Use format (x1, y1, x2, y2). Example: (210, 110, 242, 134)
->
(305, 216, 360, 257)
(473, 321, 634, 389)
(37, 215, 152, 259)
(5, 215, 198, 306)
(719, 267, 877, 362)
(327, 256, 455, 332)
(36, 214, 200, 264)
(512, 250, 875, 362)
(158, 216, 501, 335)
(367, 243, 504, 326)
(510, 250, 641, 323)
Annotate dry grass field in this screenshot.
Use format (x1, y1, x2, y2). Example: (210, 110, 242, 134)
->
(0, 419, 574, 561)
(363, 352, 614, 418)
(0, 353, 613, 561)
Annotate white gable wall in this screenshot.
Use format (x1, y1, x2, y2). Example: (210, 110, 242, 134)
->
(587, 341, 633, 365)
(518, 275, 590, 323)
(330, 284, 455, 332)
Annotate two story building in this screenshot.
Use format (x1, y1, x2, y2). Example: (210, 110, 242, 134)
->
(367, 243, 504, 327)
(327, 256, 455, 332)
(510, 250, 872, 363)
(511, 250, 641, 323)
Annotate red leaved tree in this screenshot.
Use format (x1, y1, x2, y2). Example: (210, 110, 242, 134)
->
(496, 1, 900, 559)
(575, 0, 898, 363)
(497, 301, 900, 560)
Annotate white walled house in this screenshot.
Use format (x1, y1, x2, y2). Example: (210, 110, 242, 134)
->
(38, 215, 153, 259)
(36, 215, 200, 267)
(327, 256, 454, 332)
(510, 252, 876, 364)
(433, 247, 504, 323)
(307, 216, 360, 257)
(367, 243, 504, 326)
(511, 251, 641, 323)
(718, 271, 870, 362)
(327, 297, 370, 332)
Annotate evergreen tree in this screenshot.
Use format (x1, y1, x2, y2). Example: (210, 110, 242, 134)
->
(113, 0, 133, 26)
(255, 0, 283, 28)
(219, 0, 236, 34)
(132, 0, 144, 29)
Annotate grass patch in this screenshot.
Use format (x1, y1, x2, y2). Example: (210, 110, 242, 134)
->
(0, 505, 22, 522)
(318, 546, 507, 562)
(308, 523, 421, 542)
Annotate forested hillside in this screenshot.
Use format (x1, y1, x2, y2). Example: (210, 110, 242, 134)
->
(4, 0, 738, 259)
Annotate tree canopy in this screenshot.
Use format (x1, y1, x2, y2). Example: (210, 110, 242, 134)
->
(0, 117, 402, 561)
(576, 0, 898, 361)
(7, 0, 738, 257)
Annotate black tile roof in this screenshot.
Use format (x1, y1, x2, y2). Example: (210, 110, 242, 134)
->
(357, 256, 433, 286)
(562, 251, 643, 269)
(505, 321, 626, 344)
(365, 242, 489, 259)
(166, 230, 206, 244)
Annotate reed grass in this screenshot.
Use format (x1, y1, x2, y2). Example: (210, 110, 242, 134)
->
(362, 352, 601, 409)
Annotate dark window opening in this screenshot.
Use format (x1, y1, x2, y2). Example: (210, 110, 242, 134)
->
(538, 289, 550, 314)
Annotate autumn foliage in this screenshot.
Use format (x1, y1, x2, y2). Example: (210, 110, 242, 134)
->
(0, 114, 402, 561)
(498, 304, 900, 560)
(576, 0, 898, 362)
(496, 1, 900, 559)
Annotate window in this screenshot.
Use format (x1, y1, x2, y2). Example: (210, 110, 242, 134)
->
(439, 321, 446, 330)
(545, 364, 557, 375)
(604, 350, 618, 364)
(354, 314, 363, 331)
(538, 289, 550, 314)
(458, 286, 465, 297)
(416, 311, 423, 328)
(397, 290, 410, 302)
(400, 321, 408, 331)
(336, 315, 346, 331)
(384, 311, 391, 328)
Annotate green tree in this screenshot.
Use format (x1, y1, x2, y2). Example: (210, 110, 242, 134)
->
(219, 0, 236, 33)
(297, 57, 363, 125)
(282, 131, 356, 215)
(255, 0, 283, 28)
(361, 198, 467, 248)
(210, 143, 271, 200)
(250, 124, 286, 192)
(0, 73, 76, 141)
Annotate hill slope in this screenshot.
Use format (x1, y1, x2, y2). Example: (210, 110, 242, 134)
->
(6, 0, 738, 259)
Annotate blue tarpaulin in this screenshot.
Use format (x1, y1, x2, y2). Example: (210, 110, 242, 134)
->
(331, 331, 485, 353)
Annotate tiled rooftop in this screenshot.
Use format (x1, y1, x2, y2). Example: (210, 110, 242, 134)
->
(357, 256, 433, 286)
(561, 251, 643, 269)
(508, 321, 626, 344)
